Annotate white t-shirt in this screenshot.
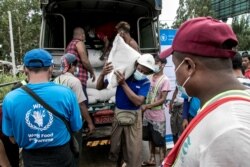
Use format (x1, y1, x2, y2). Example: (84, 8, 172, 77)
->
(173, 90, 250, 167)
(237, 77, 250, 88)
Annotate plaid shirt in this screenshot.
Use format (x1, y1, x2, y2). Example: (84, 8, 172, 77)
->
(66, 39, 88, 86)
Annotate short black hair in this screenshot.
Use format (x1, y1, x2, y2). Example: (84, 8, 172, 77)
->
(68, 59, 77, 70)
(155, 55, 167, 64)
(242, 51, 250, 61)
(115, 21, 130, 33)
(242, 51, 249, 57)
(71, 59, 78, 66)
(232, 52, 242, 70)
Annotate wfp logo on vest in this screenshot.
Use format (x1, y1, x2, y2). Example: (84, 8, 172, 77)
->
(160, 29, 177, 46)
(25, 104, 53, 131)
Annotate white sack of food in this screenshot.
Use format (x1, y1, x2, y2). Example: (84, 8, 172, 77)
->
(109, 96, 116, 103)
(88, 96, 98, 104)
(88, 49, 105, 68)
(97, 88, 116, 102)
(87, 79, 97, 89)
(105, 35, 141, 89)
(87, 88, 99, 97)
(87, 88, 116, 102)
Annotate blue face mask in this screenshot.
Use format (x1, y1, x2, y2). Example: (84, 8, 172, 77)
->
(175, 60, 191, 97)
(176, 83, 189, 98)
(134, 70, 146, 80)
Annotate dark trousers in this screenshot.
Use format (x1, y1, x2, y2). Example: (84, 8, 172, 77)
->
(22, 142, 76, 167)
(1, 134, 19, 167)
(82, 85, 89, 107)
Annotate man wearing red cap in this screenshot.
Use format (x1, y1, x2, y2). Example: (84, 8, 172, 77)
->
(160, 17, 250, 167)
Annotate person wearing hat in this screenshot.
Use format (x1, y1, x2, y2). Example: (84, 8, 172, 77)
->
(2, 49, 82, 167)
(160, 17, 250, 167)
(97, 54, 155, 167)
(54, 53, 95, 166)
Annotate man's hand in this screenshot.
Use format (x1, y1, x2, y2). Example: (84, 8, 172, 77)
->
(103, 36, 109, 47)
(141, 104, 149, 112)
(182, 119, 189, 130)
(9, 137, 16, 144)
(101, 62, 113, 76)
(96, 62, 113, 90)
(114, 70, 125, 85)
(90, 72, 96, 82)
(87, 122, 95, 134)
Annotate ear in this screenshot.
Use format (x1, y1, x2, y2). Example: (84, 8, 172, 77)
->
(134, 61, 138, 68)
(48, 66, 54, 73)
(24, 66, 29, 75)
(184, 57, 196, 75)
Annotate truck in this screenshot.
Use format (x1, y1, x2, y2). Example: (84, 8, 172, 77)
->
(39, 0, 162, 147)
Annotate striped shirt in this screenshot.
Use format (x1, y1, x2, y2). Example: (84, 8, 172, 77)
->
(66, 39, 88, 86)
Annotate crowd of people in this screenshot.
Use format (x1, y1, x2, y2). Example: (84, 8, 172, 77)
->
(1, 17, 250, 167)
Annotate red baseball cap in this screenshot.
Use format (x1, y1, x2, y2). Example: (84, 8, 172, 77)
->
(160, 17, 238, 59)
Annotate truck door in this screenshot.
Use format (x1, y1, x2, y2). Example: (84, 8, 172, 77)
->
(40, 13, 66, 74)
(137, 17, 160, 55)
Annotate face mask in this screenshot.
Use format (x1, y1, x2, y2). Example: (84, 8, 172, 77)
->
(154, 65, 161, 73)
(134, 70, 146, 80)
(176, 82, 189, 97)
(74, 67, 79, 76)
(175, 60, 191, 97)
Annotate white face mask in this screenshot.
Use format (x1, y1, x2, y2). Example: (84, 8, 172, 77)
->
(134, 70, 146, 80)
(154, 64, 161, 73)
(74, 67, 79, 76)
(175, 60, 191, 97)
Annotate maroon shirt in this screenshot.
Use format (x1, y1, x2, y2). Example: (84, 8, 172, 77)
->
(66, 39, 88, 86)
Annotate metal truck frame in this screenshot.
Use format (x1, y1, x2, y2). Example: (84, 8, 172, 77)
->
(39, 0, 162, 147)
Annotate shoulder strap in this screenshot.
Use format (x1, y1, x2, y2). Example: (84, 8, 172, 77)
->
(147, 75, 165, 104)
(153, 75, 165, 96)
(163, 96, 250, 167)
(21, 85, 72, 134)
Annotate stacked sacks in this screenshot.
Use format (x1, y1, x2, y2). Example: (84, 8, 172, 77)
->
(87, 87, 116, 104)
(87, 49, 116, 104)
(88, 49, 105, 68)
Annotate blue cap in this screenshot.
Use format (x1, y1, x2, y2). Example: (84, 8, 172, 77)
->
(23, 49, 53, 68)
(60, 53, 77, 73)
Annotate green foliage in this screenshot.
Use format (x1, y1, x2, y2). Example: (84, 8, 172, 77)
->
(172, 0, 250, 51)
(172, 0, 215, 28)
(0, 74, 25, 101)
(0, 0, 41, 64)
(231, 14, 250, 51)
(159, 22, 170, 29)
